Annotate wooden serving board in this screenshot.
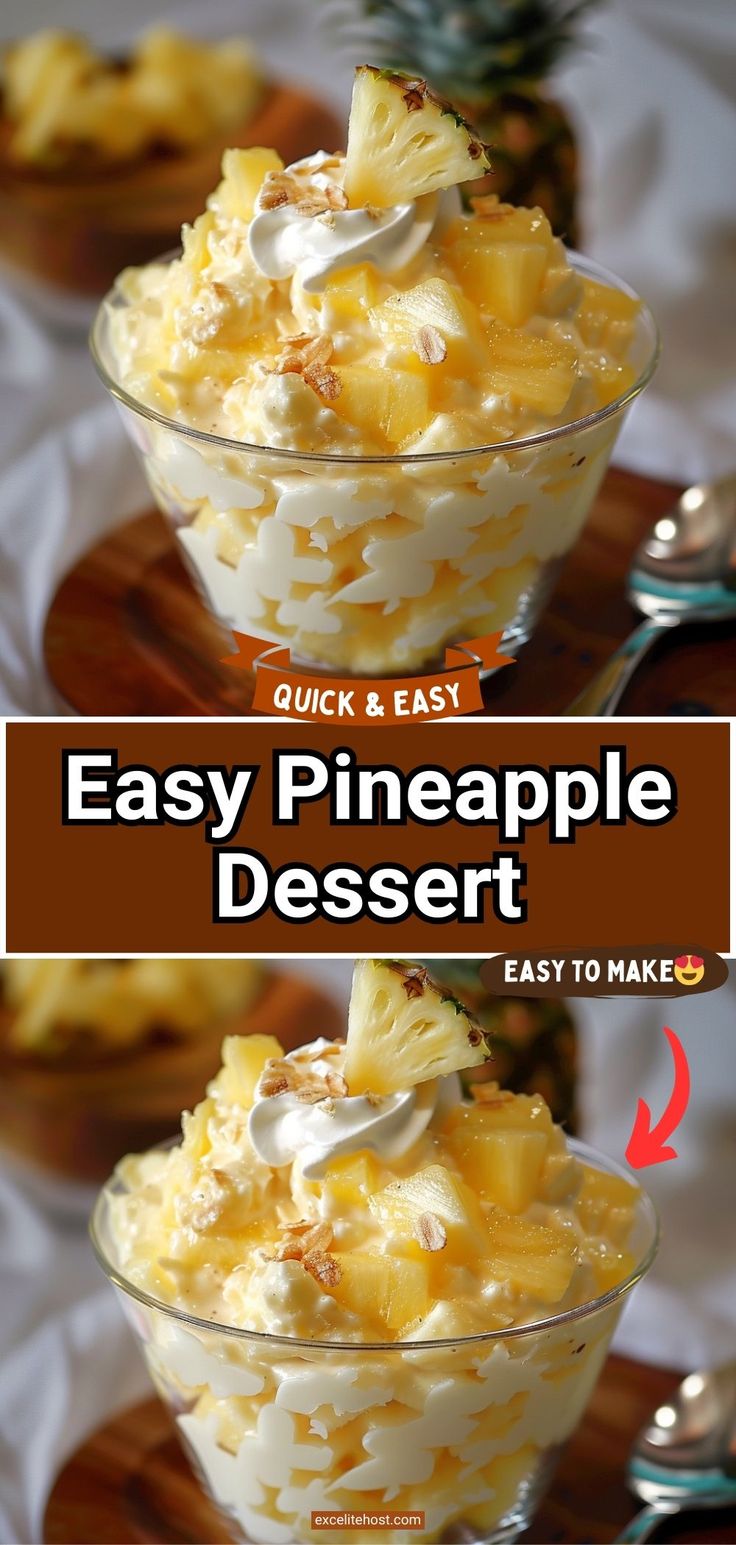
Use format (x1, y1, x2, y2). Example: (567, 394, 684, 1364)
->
(43, 1354, 736, 1544)
(44, 467, 736, 719)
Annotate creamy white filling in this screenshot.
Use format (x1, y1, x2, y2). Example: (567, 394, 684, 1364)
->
(248, 153, 456, 293)
(248, 1039, 459, 1178)
(168, 1316, 616, 1542)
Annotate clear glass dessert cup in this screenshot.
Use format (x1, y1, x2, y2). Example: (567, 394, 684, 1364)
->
(91, 254, 658, 680)
(91, 1139, 658, 1545)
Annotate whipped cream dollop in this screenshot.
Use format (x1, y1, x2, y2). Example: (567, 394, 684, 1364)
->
(248, 152, 454, 293)
(248, 1038, 458, 1179)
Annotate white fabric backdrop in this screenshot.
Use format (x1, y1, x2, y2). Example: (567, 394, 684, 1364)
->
(2, 963, 736, 1544)
(0, 0, 734, 712)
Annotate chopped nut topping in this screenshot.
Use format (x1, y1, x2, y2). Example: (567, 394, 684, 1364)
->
(259, 185, 290, 210)
(274, 333, 334, 379)
(273, 1220, 334, 1262)
(258, 1053, 347, 1103)
(414, 1212, 447, 1252)
(259, 1067, 291, 1097)
(259, 171, 347, 217)
(415, 325, 447, 365)
(303, 1249, 342, 1287)
(304, 362, 342, 402)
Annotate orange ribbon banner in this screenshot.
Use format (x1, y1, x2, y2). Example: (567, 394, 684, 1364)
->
(223, 633, 515, 723)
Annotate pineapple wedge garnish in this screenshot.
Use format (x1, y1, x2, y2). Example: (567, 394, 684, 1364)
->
(344, 958, 489, 1096)
(343, 65, 489, 209)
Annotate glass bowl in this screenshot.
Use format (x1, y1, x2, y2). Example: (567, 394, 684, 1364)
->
(91, 253, 658, 681)
(91, 1139, 658, 1544)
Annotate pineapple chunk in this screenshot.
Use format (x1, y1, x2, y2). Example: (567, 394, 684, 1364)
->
(369, 278, 481, 371)
(490, 1248, 575, 1303)
(467, 197, 555, 249)
(587, 1241, 636, 1296)
(332, 364, 431, 445)
(208, 1033, 283, 1107)
(577, 277, 640, 356)
(344, 66, 488, 209)
(329, 1250, 431, 1333)
(451, 242, 549, 327)
(449, 1129, 549, 1214)
(486, 1208, 577, 1304)
(483, 322, 578, 416)
(325, 264, 380, 320)
(539, 237, 583, 317)
(344, 959, 488, 1097)
(213, 146, 284, 222)
(181, 1095, 215, 1161)
(182, 210, 216, 274)
(369, 1163, 482, 1251)
(443, 1087, 554, 1137)
(323, 1151, 382, 1207)
(446, 202, 554, 326)
(575, 1163, 638, 1244)
(466, 1445, 539, 1529)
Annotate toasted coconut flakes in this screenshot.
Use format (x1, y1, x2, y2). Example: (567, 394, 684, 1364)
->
(415, 325, 447, 365)
(415, 1212, 447, 1252)
(303, 1249, 342, 1287)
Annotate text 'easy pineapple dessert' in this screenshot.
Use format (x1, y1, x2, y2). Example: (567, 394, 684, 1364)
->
(95, 65, 656, 677)
(97, 961, 654, 1544)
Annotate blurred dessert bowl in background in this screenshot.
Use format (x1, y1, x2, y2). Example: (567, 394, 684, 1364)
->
(93, 959, 658, 1544)
(0, 27, 340, 298)
(92, 65, 657, 683)
(0, 959, 340, 1183)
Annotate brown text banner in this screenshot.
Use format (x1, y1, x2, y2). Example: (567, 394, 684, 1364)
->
(4, 721, 730, 954)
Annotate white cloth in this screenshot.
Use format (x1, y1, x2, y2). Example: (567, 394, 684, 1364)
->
(0, 0, 734, 712)
(2, 961, 736, 1544)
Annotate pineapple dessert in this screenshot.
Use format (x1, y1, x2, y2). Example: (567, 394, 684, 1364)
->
(101, 960, 650, 1544)
(0, 959, 263, 1183)
(1, 958, 263, 1055)
(0, 28, 264, 167)
(98, 64, 652, 677)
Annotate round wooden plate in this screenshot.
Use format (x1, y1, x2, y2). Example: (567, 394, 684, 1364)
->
(43, 467, 736, 719)
(43, 1353, 736, 1544)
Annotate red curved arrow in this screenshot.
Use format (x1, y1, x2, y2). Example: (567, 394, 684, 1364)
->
(625, 1025, 690, 1169)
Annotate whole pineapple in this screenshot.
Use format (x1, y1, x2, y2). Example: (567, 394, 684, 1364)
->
(422, 960, 578, 1130)
(333, 0, 593, 244)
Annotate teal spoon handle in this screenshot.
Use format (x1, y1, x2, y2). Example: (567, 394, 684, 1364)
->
(615, 1502, 674, 1542)
(564, 618, 671, 716)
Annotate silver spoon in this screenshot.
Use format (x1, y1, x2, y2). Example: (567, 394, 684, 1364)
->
(616, 1360, 736, 1542)
(565, 474, 736, 716)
